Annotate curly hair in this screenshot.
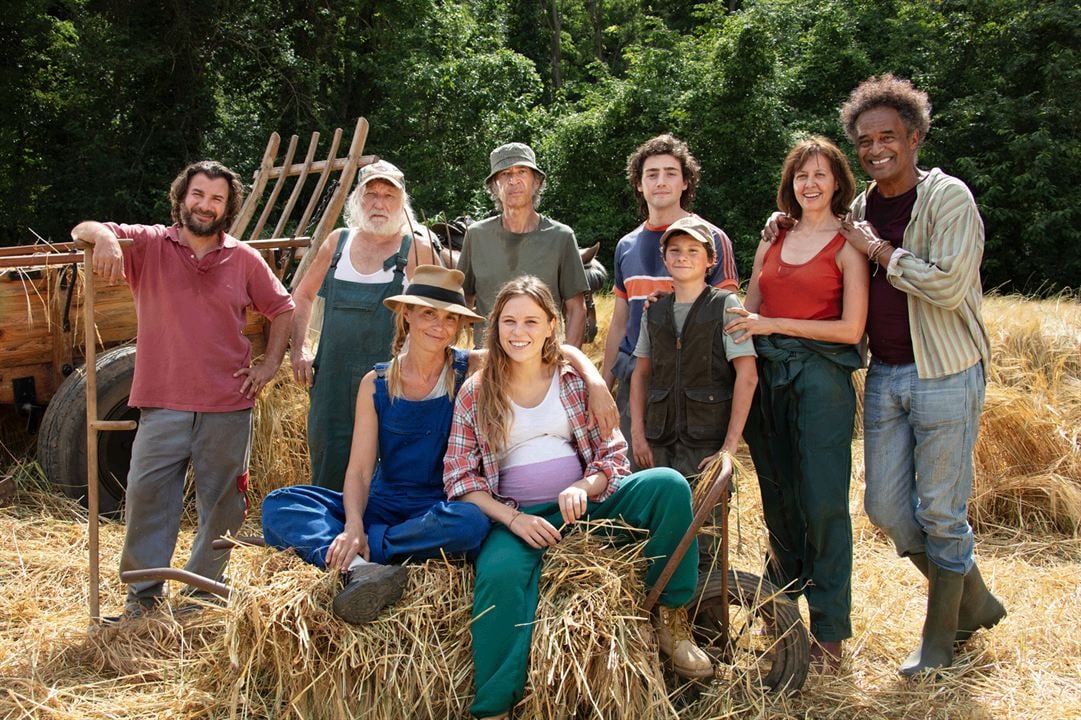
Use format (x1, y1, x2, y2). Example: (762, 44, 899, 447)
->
(840, 74, 932, 144)
(476, 276, 565, 454)
(626, 134, 700, 219)
(169, 160, 244, 230)
(776, 136, 857, 219)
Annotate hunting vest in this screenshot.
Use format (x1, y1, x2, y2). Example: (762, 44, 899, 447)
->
(644, 288, 737, 447)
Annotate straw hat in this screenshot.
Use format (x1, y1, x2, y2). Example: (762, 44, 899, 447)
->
(383, 265, 484, 322)
(485, 142, 546, 183)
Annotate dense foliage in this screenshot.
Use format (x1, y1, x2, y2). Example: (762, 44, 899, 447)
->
(3, 0, 1077, 292)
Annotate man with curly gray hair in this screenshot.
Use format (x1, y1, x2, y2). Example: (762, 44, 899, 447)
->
(839, 74, 1005, 677)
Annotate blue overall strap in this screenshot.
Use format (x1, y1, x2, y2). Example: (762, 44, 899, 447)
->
(451, 348, 470, 390)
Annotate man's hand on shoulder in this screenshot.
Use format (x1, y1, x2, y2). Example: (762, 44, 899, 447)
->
(761, 212, 795, 244)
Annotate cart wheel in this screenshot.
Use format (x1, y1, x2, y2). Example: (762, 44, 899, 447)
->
(37, 344, 138, 517)
(688, 568, 809, 693)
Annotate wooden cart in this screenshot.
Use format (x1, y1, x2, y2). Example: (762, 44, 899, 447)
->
(0, 119, 372, 515)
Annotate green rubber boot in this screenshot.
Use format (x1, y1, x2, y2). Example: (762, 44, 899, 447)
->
(907, 553, 1006, 643)
(900, 562, 963, 678)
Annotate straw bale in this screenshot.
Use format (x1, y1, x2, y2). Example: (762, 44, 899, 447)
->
(206, 521, 674, 720)
(249, 358, 312, 501)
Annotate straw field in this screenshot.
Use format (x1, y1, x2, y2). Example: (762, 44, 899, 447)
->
(1, 293, 1079, 719)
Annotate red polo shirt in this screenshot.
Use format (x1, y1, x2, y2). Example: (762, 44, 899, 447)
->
(105, 223, 294, 412)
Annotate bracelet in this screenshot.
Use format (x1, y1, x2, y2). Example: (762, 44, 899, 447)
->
(507, 510, 522, 529)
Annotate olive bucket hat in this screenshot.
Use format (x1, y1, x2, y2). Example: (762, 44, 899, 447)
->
(485, 142, 546, 184)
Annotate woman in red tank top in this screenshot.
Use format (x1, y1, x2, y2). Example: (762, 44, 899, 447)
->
(725, 136, 869, 670)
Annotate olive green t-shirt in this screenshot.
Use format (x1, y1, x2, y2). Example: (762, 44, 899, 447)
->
(459, 214, 590, 347)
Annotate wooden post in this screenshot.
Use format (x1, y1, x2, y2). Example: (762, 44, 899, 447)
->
(78, 243, 137, 622)
(82, 246, 101, 621)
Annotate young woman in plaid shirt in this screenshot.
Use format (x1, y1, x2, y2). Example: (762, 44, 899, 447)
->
(444, 276, 710, 720)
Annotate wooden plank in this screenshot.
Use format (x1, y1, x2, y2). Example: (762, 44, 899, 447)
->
(0, 364, 54, 406)
(265, 153, 379, 180)
(231, 132, 281, 240)
(247, 134, 299, 243)
(271, 132, 320, 240)
(312, 118, 370, 248)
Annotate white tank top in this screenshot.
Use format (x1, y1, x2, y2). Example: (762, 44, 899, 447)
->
(333, 231, 409, 287)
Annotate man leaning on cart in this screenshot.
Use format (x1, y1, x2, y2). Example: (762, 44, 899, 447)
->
(72, 160, 295, 621)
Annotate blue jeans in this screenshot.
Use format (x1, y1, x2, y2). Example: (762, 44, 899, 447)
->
(262, 485, 491, 567)
(862, 361, 985, 574)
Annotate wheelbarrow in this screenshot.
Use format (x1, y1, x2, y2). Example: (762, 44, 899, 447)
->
(642, 453, 810, 693)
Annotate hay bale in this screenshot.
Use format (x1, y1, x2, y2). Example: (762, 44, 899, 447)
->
(207, 522, 674, 719)
(250, 359, 312, 501)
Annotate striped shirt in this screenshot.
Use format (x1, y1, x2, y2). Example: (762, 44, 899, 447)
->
(444, 364, 629, 509)
(612, 215, 739, 356)
(851, 168, 991, 379)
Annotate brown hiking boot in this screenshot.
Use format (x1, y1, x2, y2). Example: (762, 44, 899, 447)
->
(332, 563, 407, 625)
(653, 605, 713, 678)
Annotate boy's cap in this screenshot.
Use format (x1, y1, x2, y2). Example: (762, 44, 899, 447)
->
(660, 215, 716, 256)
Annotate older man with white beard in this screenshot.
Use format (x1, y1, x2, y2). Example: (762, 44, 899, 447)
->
(290, 160, 439, 491)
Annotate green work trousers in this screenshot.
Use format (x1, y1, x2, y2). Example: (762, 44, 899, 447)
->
(469, 468, 698, 718)
(746, 336, 858, 642)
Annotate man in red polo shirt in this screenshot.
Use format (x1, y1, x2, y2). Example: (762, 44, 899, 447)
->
(72, 160, 295, 619)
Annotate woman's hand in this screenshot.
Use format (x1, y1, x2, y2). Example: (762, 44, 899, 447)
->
(325, 525, 370, 572)
(508, 512, 562, 549)
(697, 446, 733, 471)
(558, 484, 590, 525)
(724, 306, 773, 343)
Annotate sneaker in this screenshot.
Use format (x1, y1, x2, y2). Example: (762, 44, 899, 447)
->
(653, 605, 713, 678)
(332, 563, 408, 625)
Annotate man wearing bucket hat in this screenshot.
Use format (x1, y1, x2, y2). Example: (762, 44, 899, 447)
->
(264, 265, 492, 624)
(289, 160, 441, 492)
(458, 142, 590, 348)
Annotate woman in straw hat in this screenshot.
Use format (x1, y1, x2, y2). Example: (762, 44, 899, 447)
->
(263, 266, 614, 625)
(444, 276, 711, 720)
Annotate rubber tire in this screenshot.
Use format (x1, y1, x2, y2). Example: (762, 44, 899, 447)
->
(37, 344, 139, 517)
(688, 568, 810, 694)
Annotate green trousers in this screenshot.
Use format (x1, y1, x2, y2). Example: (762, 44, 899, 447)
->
(469, 468, 698, 718)
(746, 336, 858, 642)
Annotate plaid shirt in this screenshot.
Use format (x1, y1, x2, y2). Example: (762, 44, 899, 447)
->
(444, 364, 629, 508)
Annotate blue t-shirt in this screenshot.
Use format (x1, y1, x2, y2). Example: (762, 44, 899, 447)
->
(612, 217, 739, 356)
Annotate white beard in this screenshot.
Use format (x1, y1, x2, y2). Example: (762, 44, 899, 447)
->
(358, 211, 406, 237)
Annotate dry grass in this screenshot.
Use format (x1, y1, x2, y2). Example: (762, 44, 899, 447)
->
(0, 292, 1079, 719)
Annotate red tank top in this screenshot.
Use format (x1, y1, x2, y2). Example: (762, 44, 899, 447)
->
(758, 229, 845, 321)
